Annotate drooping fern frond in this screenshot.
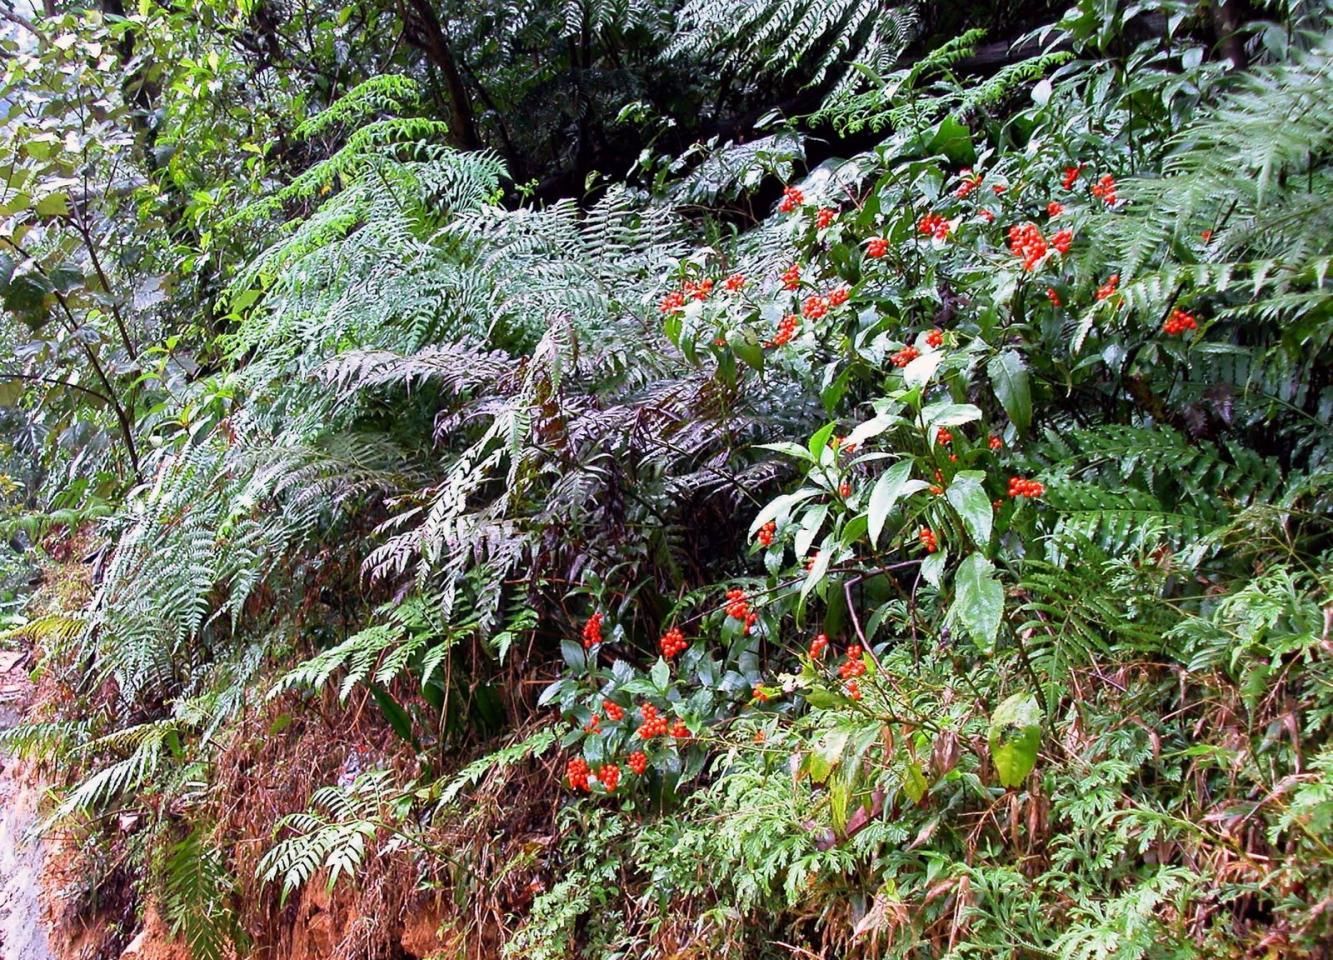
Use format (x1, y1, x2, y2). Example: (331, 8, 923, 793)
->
(666, 0, 920, 97)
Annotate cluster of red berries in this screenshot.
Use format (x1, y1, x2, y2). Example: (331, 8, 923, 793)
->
(628, 751, 648, 775)
(955, 169, 984, 198)
(671, 719, 690, 739)
(1091, 174, 1118, 205)
(723, 272, 745, 292)
(1008, 222, 1049, 271)
(769, 313, 799, 348)
(809, 633, 829, 659)
(845, 680, 863, 700)
(936, 427, 953, 446)
(1046, 287, 1062, 307)
(978, 209, 996, 223)
(582, 612, 604, 649)
(1051, 229, 1073, 255)
(892, 345, 920, 367)
(815, 207, 837, 229)
(1200, 229, 1213, 242)
(567, 756, 591, 790)
(1047, 201, 1065, 217)
(658, 278, 714, 314)
(1095, 274, 1120, 301)
(926, 328, 944, 348)
(989, 435, 1003, 451)
(725, 588, 758, 633)
(658, 290, 685, 314)
(839, 644, 867, 679)
(781, 264, 802, 290)
(1009, 476, 1046, 499)
(778, 185, 804, 213)
(604, 700, 625, 721)
(1062, 164, 1083, 190)
(636, 702, 670, 739)
(597, 763, 620, 792)
(866, 237, 889, 259)
(659, 626, 688, 659)
(918, 212, 950, 240)
(828, 286, 850, 307)
(802, 295, 829, 319)
(992, 184, 1007, 195)
(831, 434, 857, 455)
(1163, 308, 1198, 336)
(919, 527, 939, 553)
(756, 520, 776, 546)
(837, 482, 851, 498)
(584, 714, 601, 732)
(752, 684, 770, 703)
(804, 551, 820, 572)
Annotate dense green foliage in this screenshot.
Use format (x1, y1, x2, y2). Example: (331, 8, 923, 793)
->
(2, 0, 1332, 958)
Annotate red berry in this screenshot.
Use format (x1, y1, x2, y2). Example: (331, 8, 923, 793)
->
(936, 428, 953, 446)
(1046, 287, 1062, 307)
(802, 295, 829, 320)
(756, 520, 776, 547)
(781, 264, 802, 290)
(603, 700, 624, 721)
(815, 207, 837, 229)
(838, 482, 852, 498)
(827, 286, 850, 307)
(1062, 164, 1083, 190)
(1095, 274, 1120, 301)
(723, 272, 745, 291)
(891, 345, 920, 368)
(628, 751, 648, 776)
(919, 526, 938, 553)
(597, 762, 620, 792)
(866, 237, 888, 259)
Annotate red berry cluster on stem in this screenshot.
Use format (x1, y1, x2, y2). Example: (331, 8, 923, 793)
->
(839, 644, 867, 679)
(892, 345, 920, 367)
(756, 521, 776, 547)
(778, 186, 804, 213)
(1009, 476, 1045, 499)
(636, 702, 669, 739)
(1163, 308, 1198, 336)
(659, 626, 687, 659)
(566, 756, 591, 791)
(809, 633, 828, 659)
(919, 527, 939, 553)
(581, 612, 604, 649)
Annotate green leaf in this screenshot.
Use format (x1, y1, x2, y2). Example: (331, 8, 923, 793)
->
(927, 115, 976, 165)
(650, 656, 670, 692)
(988, 693, 1042, 788)
(808, 421, 837, 461)
(35, 192, 70, 217)
(730, 329, 764, 372)
(988, 350, 1032, 435)
(370, 685, 413, 742)
(902, 759, 928, 804)
(903, 350, 943, 388)
(807, 727, 850, 784)
(920, 548, 948, 588)
(867, 460, 914, 546)
(945, 471, 992, 548)
(949, 552, 1004, 653)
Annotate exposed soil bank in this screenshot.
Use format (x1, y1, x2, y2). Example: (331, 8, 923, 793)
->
(0, 648, 53, 960)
